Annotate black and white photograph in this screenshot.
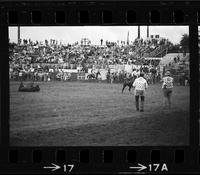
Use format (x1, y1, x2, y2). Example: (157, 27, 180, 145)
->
(9, 26, 190, 146)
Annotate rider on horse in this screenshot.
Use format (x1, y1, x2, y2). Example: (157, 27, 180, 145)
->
(121, 74, 135, 93)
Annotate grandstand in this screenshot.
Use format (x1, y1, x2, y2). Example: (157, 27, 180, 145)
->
(160, 53, 180, 66)
(159, 53, 189, 66)
(9, 30, 190, 84)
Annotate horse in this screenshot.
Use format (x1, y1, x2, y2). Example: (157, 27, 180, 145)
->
(121, 77, 135, 94)
(18, 81, 40, 92)
(87, 73, 96, 79)
(87, 71, 101, 80)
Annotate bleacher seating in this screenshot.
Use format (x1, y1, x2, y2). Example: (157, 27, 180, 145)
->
(160, 53, 182, 66)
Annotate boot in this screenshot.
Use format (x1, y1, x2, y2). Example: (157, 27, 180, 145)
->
(135, 96, 139, 111)
(140, 99, 144, 112)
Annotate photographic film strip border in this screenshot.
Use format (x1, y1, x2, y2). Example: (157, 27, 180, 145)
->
(0, 1, 200, 25)
(0, 1, 200, 174)
(0, 147, 199, 173)
(3, 3, 200, 25)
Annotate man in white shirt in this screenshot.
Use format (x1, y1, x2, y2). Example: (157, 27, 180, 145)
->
(161, 71, 173, 108)
(132, 72, 148, 112)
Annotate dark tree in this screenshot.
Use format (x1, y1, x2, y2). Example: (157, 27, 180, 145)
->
(180, 34, 189, 54)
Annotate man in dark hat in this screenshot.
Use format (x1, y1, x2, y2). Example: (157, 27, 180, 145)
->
(132, 72, 148, 112)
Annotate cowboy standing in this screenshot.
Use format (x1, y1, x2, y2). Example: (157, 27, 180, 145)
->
(132, 72, 148, 112)
(161, 71, 173, 108)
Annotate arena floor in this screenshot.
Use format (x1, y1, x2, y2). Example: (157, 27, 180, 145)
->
(9, 81, 189, 146)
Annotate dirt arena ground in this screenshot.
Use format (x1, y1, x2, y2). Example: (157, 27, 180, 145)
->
(9, 81, 189, 146)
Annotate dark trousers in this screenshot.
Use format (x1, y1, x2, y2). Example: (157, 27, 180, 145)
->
(135, 96, 145, 110)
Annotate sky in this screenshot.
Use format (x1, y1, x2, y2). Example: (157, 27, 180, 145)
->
(9, 26, 189, 45)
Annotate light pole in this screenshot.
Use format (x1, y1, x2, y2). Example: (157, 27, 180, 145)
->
(138, 26, 140, 39)
(18, 26, 20, 45)
(147, 26, 149, 38)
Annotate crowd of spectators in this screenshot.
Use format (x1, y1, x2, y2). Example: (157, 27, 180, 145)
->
(9, 36, 171, 82)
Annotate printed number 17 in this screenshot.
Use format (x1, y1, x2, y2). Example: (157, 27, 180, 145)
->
(63, 164, 74, 173)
